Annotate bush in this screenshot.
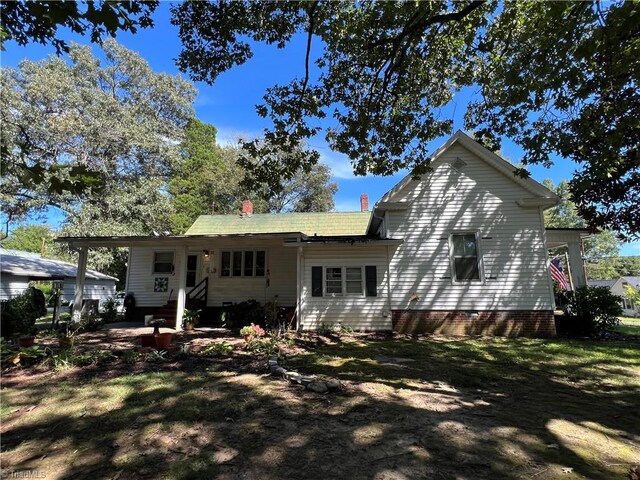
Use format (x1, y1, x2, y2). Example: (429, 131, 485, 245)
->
(0, 287, 47, 337)
(563, 286, 623, 336)
(100, 297, 119, 323)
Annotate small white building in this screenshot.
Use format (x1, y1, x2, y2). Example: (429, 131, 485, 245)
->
(57, 132, 591, 336)
(589, 277, 640, 317)
(0, 248, 117, 309)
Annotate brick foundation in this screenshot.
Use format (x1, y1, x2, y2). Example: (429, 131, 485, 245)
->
(392, 310, 556, 337)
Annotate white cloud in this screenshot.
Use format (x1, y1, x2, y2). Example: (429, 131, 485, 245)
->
(215, 127, 264, 147)
(317, 148, 367, 180)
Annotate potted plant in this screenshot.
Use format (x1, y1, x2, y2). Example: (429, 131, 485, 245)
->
(18, 333, 36, 347)
(182, 309, 201, 331)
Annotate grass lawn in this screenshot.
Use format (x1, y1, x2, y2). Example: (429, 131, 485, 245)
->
(616, 317, 640, 336)
(1, 333, 639, 479)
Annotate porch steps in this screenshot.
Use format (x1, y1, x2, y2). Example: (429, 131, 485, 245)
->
(155, 300, 177, 322)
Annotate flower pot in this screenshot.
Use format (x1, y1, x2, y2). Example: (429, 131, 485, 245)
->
(19, 337, 36, 347)
(184, 323, 194, 331)
(154, 332, 173, 350)
(140, 334, 156, 348)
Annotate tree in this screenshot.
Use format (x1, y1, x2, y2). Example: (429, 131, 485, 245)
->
(1, 1, 159, 54)
(1, 39, 197, 286)
(543, 178, 622, 280)
(0, 224, 72, 262)
(1, 39, 197, 223)
(171, 1, 639, 238)
(168, 119, 338, 233)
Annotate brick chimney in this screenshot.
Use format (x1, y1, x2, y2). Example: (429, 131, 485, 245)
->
(242, 200, 253, 216)
(360, 193, 369, 212)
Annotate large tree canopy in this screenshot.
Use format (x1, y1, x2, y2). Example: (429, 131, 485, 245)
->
(172, 0, 639, 238)
(0, 38, 197, 221)
(0, 0, 159, 54)
(168, 119, 338, 233)
(1, 39, 196, 283)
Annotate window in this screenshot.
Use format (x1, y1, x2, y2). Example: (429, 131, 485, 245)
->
(311, 266, 377, 297)
(153, 252, 174, 274)
(232, 251, 242, 277)
(450, 233, 481, 281)
(220, 250, 266, 277)
(325, 268, 343, 294)
(221, 251, 231, 277)
(345, 268, 363, 294)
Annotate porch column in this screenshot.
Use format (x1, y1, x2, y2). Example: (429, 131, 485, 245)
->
(296, 245, 303, 331)
(567, 241, 587, 288)
(175, 245, 187, 330)
(72, 246, 88, 323)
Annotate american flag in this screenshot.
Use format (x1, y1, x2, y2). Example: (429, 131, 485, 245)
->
(549, 257, 568, 290)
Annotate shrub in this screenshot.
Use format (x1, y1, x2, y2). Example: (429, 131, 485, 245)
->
(564, 286, 623, 336)
(78, 314, 104, 332)
(100, 297, 119, 323)
(240, 323, 265, 339)
(0, 287, 47, 337)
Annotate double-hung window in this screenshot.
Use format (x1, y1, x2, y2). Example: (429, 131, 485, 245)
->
(311, 266, 377, 297)
(220, 250, 266, 277)
(153, 252, 174, 274)
(450, 233, 482, 281)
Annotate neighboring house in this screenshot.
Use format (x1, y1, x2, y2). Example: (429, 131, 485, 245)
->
(58, 131, 591, 336)
(589, 277, 640, 317)
(0, 248, 117, 310)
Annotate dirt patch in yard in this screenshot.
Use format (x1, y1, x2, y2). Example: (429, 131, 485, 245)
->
(1, 331, 639, 479)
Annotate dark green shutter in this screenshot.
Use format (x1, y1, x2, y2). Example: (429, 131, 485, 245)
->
(365, 266, 377, 296)
(312, 266, 323, 297)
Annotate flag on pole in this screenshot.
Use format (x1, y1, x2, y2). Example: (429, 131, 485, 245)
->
(549, 257, 568, 290)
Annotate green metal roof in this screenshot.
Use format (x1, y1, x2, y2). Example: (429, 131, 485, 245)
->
(185, 211, 372, 236)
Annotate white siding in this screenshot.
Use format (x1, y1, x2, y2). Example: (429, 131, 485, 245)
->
(0, 275, 30, 301)
(0, 275, 116, 305)
(61, 278, 116, 306)
(207, 238, 297, 306)
(386, 143, 553, 311)
(301, 245, 391, 330)
(127, 238, 297, 308)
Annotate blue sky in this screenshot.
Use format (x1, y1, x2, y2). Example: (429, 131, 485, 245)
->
(2, 3, 638, 256)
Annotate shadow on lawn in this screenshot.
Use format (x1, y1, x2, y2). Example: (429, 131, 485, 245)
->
(1, 337, 639, 479)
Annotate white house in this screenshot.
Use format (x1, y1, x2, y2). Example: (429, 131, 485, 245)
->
(0, 248, 117, 309)
(57, 132, 590, 336)
(589, 277, 640, 317)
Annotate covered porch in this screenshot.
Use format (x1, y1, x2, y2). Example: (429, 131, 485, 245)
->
(56, 233, 302, 330)
(545, 227, 592, 290)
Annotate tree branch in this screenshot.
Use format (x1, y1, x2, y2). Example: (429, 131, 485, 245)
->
(366, 1, 487, 50)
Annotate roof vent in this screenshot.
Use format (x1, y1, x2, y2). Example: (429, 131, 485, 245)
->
(451, 157, 467, 172)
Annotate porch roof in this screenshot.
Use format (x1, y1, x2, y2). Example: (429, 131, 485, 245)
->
(55, 233, 302, 248)
(545, 227, 592, 248)
(185, 211, 372, 236)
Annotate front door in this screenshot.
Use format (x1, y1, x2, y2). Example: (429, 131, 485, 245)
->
(186, 254, 199, 288)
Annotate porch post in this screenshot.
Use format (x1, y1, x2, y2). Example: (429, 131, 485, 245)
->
(72, 246, 88, 323)
(567, 241, 587, 288)
(175, 245, 187, 330)
(296, 245, 303, 331)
